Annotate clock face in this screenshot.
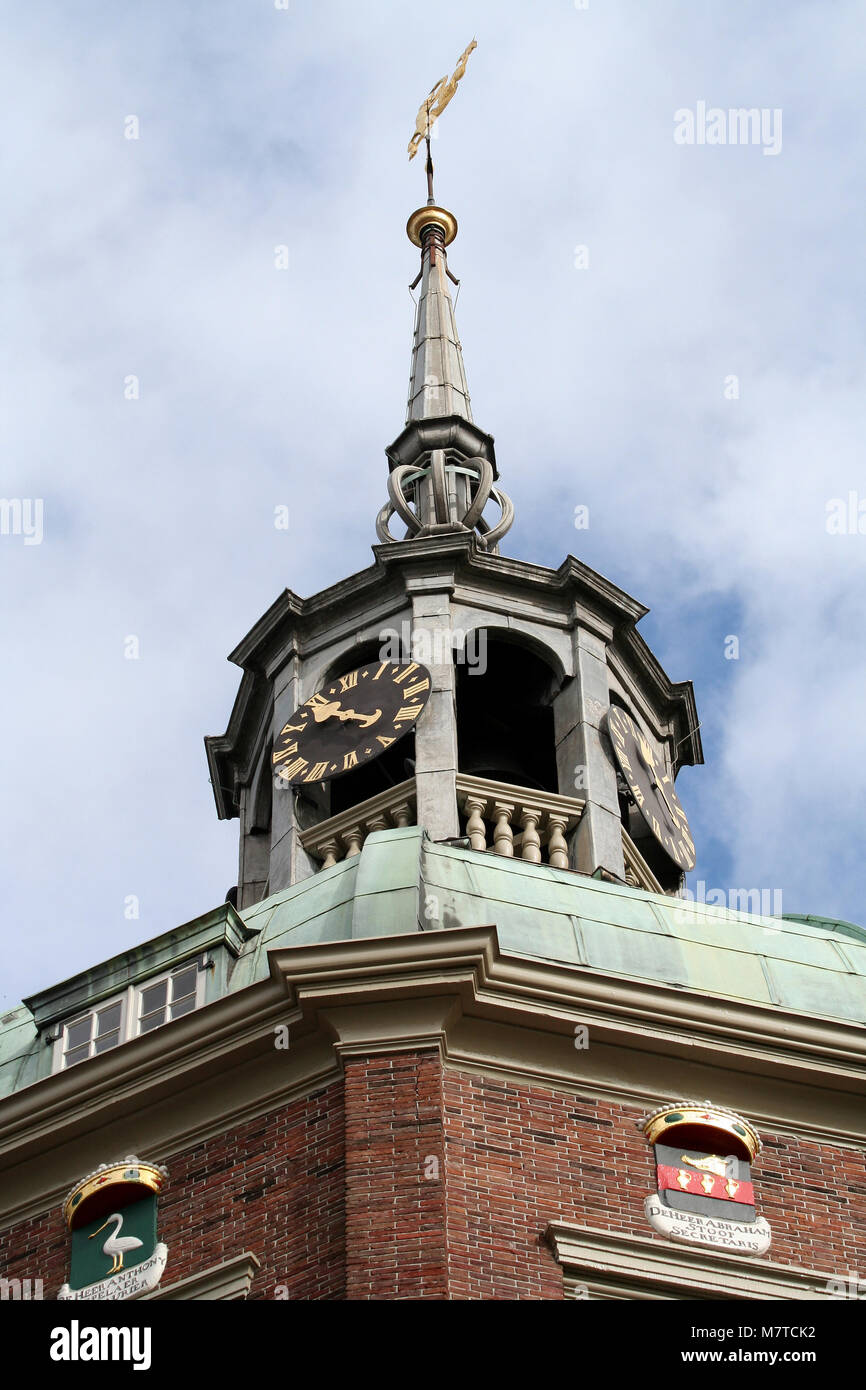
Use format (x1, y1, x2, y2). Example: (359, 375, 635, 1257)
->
(606, 706, 696, 872)
(272, 660, 432, 786)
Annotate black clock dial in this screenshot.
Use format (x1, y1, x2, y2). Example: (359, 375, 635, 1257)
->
(606, 706, 696, 872)
(272, 660, 432, 786)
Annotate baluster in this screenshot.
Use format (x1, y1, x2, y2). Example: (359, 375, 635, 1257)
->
(390, 800, 413, 828)
(342, 825, 364, 858)
(464, 794, 488, 851)
(547, 813, 569, 870)
(365, 812, 389, 834)
(492, 802, 515, 857)
(319, 837, 340, 870)
(519, 806, 542, 864)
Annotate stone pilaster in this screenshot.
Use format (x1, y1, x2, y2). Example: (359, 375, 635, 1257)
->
(268, 654, 316, 893)
(554, 626, 625, 879)
(411, 590, 459, 841)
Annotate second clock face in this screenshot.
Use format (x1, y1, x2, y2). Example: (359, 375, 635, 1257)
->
(607, 705, 696, 872)
(272, 660, 432, 786)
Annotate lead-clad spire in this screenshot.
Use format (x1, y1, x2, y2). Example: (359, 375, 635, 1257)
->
(405, 208, 472, 423)
(375, 43, 514, 553)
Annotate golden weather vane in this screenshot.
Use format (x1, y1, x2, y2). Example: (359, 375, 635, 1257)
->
(408, 38, 476, 201)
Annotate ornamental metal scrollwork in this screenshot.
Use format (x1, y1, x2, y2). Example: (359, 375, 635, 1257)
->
(376, 451, 514, 551)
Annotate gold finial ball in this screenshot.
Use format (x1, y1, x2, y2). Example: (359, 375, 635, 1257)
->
(407, 206, 458, 247)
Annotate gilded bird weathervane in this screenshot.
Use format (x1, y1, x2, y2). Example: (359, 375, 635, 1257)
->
(408, 38, 476, 201)
(375, 35, 514, 553)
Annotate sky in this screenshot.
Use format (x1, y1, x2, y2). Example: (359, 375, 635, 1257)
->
(2, 0, 864, 1007)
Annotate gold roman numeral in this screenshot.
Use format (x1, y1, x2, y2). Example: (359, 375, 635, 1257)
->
(339, 672, 358, 692)
(305, 761, 329, 781)
(393, 663, 419, 684)
(343, 750, 359, 771)
(273, 742, 299, 762)
(403, 677, 430, 699)
(276, 757, 309, 781)
(394, 703, 423, 724)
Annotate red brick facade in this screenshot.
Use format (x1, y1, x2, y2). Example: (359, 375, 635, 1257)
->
(2, 1049, 863, 1299)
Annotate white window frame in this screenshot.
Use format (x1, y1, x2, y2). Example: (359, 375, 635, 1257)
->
(52, 959, 208, 1072)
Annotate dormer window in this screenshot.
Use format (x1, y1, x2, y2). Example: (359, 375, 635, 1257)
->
(61, 999, 125, 1068)
(53, 960, 206, 1072)
(138, 963, 198, 1033)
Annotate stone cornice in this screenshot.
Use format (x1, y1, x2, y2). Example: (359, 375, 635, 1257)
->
(608, 641, 703, 769)
(141, 1250, 261, 1301)
(268, 928, 866, 1100)
(0, 978, 294, 1171)
(545, 1223, 838, 1300)
(3, 927, 861, 1230)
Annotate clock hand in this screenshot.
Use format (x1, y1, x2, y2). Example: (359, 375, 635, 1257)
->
(307, 694, 344, 723)
(635, 732, 681, 826)
(305, 694, 382, 728)
(654, 779, 681, 827)
(335, 707, 382, 729)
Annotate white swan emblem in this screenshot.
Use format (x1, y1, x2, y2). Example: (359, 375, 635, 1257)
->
(88, 1211, 144, 1275)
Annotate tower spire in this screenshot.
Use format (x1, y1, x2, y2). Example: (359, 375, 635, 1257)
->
(376, 42, 514, 553)
(405, 204, 471, 424)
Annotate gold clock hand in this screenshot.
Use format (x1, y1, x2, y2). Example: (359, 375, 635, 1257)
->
(635, 732, 681, 826)
(307, 694, 344, 723)
(652, 775, 679, 825)
(335, 707, 382, 728)
(305, 694, 383, 728)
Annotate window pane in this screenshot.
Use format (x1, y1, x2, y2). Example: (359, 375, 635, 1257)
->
(140, 980, 167, 1016)
(139, 1010, 164, 1034)
(64, 1044, 91, 1067)
(66, 1018, 92, 1050)
(94, 1030, 120, 1054)
(171, 967, 197, 1001)
(170, 994, 196, 1020)
(96, 1002, 122, 1036)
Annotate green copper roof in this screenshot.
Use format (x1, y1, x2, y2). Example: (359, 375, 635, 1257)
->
(781, 913, 866, 946)
(1, 826, 864, 1100)
(232, 828, 866, 1025)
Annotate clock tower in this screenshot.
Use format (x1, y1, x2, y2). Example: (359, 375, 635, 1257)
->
(2, 51, 863, 1313)
(206, 189, 702, 906)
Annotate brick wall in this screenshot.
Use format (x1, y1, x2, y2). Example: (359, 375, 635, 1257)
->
(1, 1056, 863, 1300)
(441, 1070, 866, 1299)
(344, 1050, 447, 1299)
(0, 1079, 345, 1301)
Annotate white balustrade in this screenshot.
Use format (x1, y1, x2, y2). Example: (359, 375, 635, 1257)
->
(300, 772, 591, 877)
(455, 775, 584, 870)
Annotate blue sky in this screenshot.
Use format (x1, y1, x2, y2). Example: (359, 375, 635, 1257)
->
(2, 1, 864, 1006)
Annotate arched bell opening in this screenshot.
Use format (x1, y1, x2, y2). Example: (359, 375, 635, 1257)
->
(455, 631, 560, 793)
(296, 639, 417, 823)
